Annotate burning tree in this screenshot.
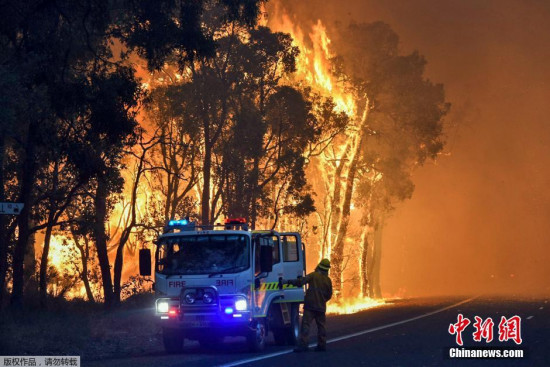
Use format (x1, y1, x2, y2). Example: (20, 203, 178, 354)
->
(267, 8, 449, 300)
(143, 22, 346, 229)
(329, 22, 449, 298)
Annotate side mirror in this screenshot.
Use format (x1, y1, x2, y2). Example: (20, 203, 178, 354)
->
(260, 245, 273, 273)
(139, 249, 151, 276)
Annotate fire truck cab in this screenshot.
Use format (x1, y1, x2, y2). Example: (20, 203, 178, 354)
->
(139, 218, 306, 353)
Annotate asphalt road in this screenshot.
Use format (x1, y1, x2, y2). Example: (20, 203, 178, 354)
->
(85, 296, 550, 367)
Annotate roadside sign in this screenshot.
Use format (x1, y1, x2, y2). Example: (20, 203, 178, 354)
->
(0, 202, 24, 215)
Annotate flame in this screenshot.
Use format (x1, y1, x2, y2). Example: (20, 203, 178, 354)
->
(326, 296, 386, 315)
(47, 235, 70, 269)
(268, 6, 384, 310)
(268, 12, 355, 117)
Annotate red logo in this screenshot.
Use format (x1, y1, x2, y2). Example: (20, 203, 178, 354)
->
(449, 314, 523, 345)
(472, 316, 494, 343)
(498, 315, 522, 345)
(448, 314, 471, 346)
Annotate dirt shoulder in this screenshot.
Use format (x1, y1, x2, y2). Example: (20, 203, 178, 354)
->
(0, 294, 164, 361)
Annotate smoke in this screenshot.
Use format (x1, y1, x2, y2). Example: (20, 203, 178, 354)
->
(269, 0, 550, 297)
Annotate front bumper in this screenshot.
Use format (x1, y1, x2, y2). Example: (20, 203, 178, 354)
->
(156, 295, 253, 337)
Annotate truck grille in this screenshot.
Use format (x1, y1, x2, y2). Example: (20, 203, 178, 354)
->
(180, 286, 218, 307)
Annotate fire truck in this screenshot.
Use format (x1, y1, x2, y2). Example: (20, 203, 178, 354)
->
(139, 218, 306, 353)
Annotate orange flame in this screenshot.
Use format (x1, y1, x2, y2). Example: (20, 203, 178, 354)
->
(268, 12, 355, 117)
(47, 235, 69, 269)
(326, 296, 386, 315)
(267, 6, 386, 315)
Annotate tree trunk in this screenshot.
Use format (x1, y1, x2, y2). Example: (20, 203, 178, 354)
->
(359, 226, 370, 297)
(81, 250, 95, 303)
(39, 212, 55, 307)
(93, 177, 114, 307)
(39, 160, 59, 307)
(71, 227, 95, 303)
(328, 144, 350, 257)
(112, 221, 132, 305)
(250, 158, 260, 229)
(114, 146, 146, 304)
(370, 218, 384, 299)
(201, 142, 211, 225)
(82, 237, 95, 303)
(113, 241, 124, 304)
(23, 227, 37, 297)
(329, 103, 370, 298)
(330, 148, 360, 297)
(11, 128, 37, 306)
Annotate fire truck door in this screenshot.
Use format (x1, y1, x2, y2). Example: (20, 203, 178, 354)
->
(280, 233, 305, 302)
(280, 233, 303, 278)
(253, 235, 281, 315)
(272, 235, 284, 285)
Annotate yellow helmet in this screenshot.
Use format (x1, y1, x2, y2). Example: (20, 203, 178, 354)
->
(318, 258, 331, 271)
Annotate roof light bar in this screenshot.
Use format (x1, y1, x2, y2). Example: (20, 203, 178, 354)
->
(164, 217, 197, 233)
(224, 218, 247, 224)
(169, 219, 189, 226)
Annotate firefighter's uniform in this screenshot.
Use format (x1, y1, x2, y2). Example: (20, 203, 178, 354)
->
(287, 258, 333, 352)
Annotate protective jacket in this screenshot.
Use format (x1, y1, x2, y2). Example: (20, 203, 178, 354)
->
(289, 269, 333, 312)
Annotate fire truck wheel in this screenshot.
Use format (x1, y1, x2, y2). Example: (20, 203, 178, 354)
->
(162, 327, 184, 353)
(246, 319, 266, 352)
(285, 304, 300, 345)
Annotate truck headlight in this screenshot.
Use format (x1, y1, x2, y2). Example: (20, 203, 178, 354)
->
(185, 293, 196, 304)
(203, 291, 214, 304)
(157, 300, 169, 313)
(235, 299, 247, 311)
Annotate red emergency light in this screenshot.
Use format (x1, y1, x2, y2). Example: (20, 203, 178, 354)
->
(224, 218, 247, 224)
(224, 218, 248, 230)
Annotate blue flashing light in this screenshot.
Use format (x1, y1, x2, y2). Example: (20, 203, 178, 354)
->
(168, 219, 189, 226)
(224, 307, 234, 314)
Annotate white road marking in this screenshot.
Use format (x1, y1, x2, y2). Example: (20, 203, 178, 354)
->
(219, 297, 476, 367)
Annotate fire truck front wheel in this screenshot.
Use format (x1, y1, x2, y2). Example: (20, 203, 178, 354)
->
(271, 303, 300, 346)
(162, 327, 185, 353)
(285, 304, 300, 345)
(246, 319, 267, 352)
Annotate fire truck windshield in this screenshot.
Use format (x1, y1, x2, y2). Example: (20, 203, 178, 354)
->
(156, 234, 250, 275)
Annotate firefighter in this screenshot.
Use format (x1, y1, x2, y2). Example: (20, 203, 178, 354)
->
(287, 258, 333, 352)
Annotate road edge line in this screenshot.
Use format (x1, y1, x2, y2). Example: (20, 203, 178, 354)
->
(218, 297, 476, 367)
